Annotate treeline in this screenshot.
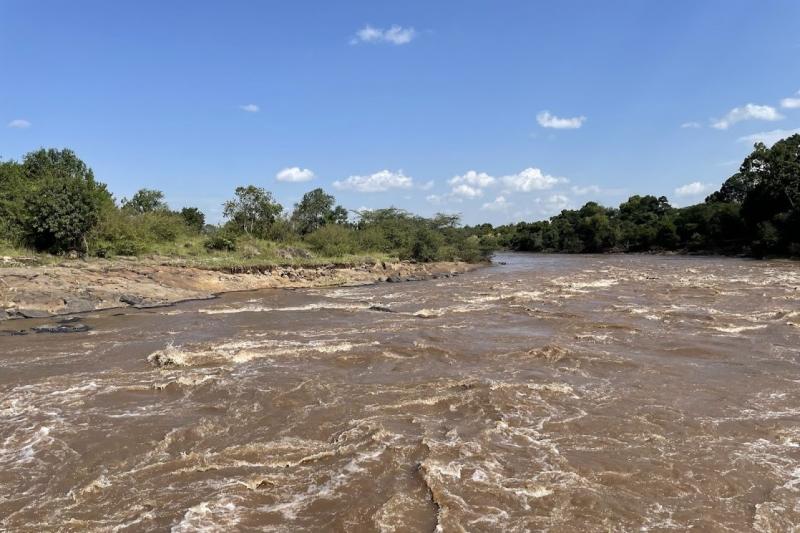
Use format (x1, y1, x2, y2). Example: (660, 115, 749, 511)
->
(0, 148, 494, 263)
(2, 135, 797, 264)
(493, 134, 800, 258)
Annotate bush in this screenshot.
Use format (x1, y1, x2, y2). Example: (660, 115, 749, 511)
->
(24, 175, 111, 252)
(304, 225, 357, 257)
(180, 207, 205, 233)
(203, 233, 237, 251)
(402, 227, 442, 262)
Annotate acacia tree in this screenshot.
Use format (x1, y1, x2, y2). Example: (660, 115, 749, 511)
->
(291, 188, 348, 235)
(222, 185, 283, 237)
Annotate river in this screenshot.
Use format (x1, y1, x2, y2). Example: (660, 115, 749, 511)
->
(1, 253, 799, 531)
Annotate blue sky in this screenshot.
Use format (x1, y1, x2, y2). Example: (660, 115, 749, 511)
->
(2, 1, 799, 225)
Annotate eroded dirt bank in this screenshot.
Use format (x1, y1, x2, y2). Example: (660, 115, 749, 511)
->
(0, 258, 480, 320)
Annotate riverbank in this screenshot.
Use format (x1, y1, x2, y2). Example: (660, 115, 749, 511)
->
(0, 257, 483, 321)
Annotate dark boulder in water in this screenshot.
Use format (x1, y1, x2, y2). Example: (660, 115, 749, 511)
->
(368, 305, 394, 313)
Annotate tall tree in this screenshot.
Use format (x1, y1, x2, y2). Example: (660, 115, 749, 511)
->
(122, 189, 169, 214)
(222, 185, 283, 237)
(291, 188, 347, 235)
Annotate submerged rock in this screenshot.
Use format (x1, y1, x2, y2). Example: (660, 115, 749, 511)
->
(0, 329, 28, 336)
(31, 323, 91, 334)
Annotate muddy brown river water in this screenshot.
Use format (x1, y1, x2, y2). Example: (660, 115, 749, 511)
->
(1, 253, 799, 532)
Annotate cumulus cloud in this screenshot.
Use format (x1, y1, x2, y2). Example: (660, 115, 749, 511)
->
(536, 111, 586, 129)
(680, 121, 702, 129)
(571, 185, 601, 195)
(419, 180, 435, 191)
(712, 103, 783, 130)
(674, 181, 714, 197)
(276, 167, 315, 182)
(333, 170, 413, 192)
(449, 170, 495, 188)
(781, 90, 800, 109)
(442, 170, 494, 198)
(737, 128, 800, 148)
(239, 104, 260, 113)
(502, 167, 567, 192)
(8, 119, 31, 128)
(534, 194, 571, 215)
(351, 25, 416, 45)
(451, 183, 484, 198)
(481, 196, 510, 211)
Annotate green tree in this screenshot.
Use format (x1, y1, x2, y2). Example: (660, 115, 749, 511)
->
(180, 207, 206, 233)
(291, 188, 348, 235)
(20, 148, 112, 252)
(122, 188, 168, 214)
(222, 185, 283, 237)
(0, 159, 26, 241)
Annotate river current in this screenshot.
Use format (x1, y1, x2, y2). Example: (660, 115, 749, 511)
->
(1, 253, 799, 531)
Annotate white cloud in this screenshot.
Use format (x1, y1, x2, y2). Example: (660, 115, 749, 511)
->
(502, 167, 567, 192)
(419, 180, 435, 191)
(536, 111, 586, 129)
(276, 167, 315, 182)
(534, 194, 571, 215)
(674, 181, 713, 197)
(451, 183, 484, 198)
(781, 90, 800, 109)
(351, 25, 416, 45)
(333, 170, 413, 192)
(681, 121, 702, 129)
(426, 194, 444, 205)
(737, 128, 800, 147)
(571, 185, 601, 195)
(445, 170, 496, 198)
(8, 119, 31, 128)
(448, 170, 495, 188)
(481, 196, 510, 211)
(239, 104, 260, 113)
(712, 103, 783, 130)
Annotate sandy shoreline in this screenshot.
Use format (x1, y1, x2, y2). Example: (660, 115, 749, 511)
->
(0, 258, 484, 321)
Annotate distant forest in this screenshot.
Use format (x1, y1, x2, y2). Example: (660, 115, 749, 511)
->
(493, 134, 800, 258)
(0, 134, 798, 262)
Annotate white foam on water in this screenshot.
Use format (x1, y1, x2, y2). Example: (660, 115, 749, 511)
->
(200, 301, 372, 315)
(172, 496, 241, 532)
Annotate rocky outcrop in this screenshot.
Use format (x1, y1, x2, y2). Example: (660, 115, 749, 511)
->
(0, 258, 482, 321)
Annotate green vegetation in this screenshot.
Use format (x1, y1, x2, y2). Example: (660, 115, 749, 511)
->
(0, 148, 493, 264)
(1, 135, 798, 265)
(497, 134, 800, 258)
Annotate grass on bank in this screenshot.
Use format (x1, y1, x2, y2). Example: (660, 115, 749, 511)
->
(0, 234, 420, 270)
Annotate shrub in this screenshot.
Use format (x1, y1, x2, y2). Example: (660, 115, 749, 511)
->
(20, 148, 113, 253)
(304, 225, 357, 257)
(203, 233, 236, 252)
(402, 227, 442, 262)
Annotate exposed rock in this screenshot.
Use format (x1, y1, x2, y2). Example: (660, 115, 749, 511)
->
(16, 309, 52, 319)
(119, 294, 144, 306)
(63, 298, 96, 314)
(368, 305, 394, 313)
(0, 259, 482, 321)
